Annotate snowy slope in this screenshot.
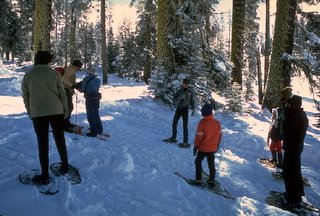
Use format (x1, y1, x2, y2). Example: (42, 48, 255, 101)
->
(0, 62, 319, 216)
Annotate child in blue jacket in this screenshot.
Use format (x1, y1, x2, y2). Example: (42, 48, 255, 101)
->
(74, 68, 103, 137)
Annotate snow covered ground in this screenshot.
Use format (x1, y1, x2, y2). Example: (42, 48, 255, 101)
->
(0, 61, 319, 216)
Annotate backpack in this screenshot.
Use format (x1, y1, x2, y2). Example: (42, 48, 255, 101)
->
(54, 67, 65, 76)
(269, 108, 283, 141)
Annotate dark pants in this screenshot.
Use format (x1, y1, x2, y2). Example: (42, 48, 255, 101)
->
(64, 89, 74, 126)
(172, 107, 189, 143)
(32, 114, 69, 177)
(195, 151, 216, 181)
(282, 151, 304, 204)
(86, 98, 103, 135)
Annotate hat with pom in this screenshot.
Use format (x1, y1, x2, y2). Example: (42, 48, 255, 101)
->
(201, 104, 213, 116)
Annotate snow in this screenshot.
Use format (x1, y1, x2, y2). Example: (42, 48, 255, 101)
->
(0, 62, 320, 216)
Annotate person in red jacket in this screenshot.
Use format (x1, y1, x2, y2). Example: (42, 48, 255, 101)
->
(192, 103, 222, 187)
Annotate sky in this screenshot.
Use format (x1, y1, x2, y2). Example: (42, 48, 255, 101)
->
(105, 0, 320, 36)
(87, 1, 137, 33)
(0, 60, 320, 215)
(110, 0, 137, 31)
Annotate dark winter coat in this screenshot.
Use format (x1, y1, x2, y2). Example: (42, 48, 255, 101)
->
(174, 87, 195, 109)
(282, 107, 308, 154)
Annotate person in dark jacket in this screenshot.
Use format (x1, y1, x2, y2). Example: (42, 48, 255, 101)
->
(74, 68, 103, 137)
(163, 78, 195, 146)
(21, 51, 69, 184)
(282, 95, 308, 208)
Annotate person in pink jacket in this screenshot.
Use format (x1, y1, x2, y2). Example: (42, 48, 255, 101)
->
(192, 104, 222, 187)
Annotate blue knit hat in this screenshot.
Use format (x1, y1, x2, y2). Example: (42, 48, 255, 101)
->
(201, 104, 212, 116)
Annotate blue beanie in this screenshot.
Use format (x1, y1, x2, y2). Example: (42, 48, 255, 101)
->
(201, 104, 213, 116)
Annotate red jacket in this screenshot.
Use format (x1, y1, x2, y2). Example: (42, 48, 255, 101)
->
(194, 115, 222, 153)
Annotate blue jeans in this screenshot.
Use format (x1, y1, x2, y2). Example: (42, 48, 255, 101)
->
(85, 98, 103, 135)
(172, 107, 189, 142)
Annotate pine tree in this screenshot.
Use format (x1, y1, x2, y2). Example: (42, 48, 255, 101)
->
(34, 0, 52, 52)
(101, 0, 108, 84)
(226, 82, 243, 113)
(150, 1, 231, 107)
(262, 0, 298, 110)
(107, 27, 120, 74)
(134, 0, 157, 84)
(231, 0, 246, 87)
(243, 0, 259, 102)
(78, 24, 97, 66)
(264, 0, 271, 89)
(114, 19, 141, 80)
(157, 0, 175, 73)
(14, 0, 34, 62)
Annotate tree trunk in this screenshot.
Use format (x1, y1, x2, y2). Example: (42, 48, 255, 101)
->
(257, 49, 263, 104)
(262, 0, 297, 110)
(69, 3, 77, 61)
(34, 0, 51, 52)
(143, 0, 152, 84)
(230, 0, 246, 87)
(101, 0, 108, 84)
(264, 0, 270, 90)
(64, 0, 68, 67)
(157, 0, 175, 73)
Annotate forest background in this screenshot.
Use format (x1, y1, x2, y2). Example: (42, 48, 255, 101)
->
(0, 0, 320, 111)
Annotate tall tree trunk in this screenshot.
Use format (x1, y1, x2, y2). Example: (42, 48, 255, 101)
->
(69, 4, 77, 61)
(230, 0, 246, 87)
(101, 0, 108, 84)
(157, 0, 175, 73)
(34, 0, 51, 52)
(262, 0, 297, 110)
(257, 49, 263, 104)
(143, 0, 152, 84)
(264, 0, 270, 90)
(64, 0, 68, 67)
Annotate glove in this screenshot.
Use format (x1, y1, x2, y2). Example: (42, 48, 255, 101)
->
(72, 82, 81, 90)
(193, 147, 197, 156)
(64, 112, 69, 119)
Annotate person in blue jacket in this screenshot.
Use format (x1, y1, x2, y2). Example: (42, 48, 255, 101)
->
(74, 67, 103, 137)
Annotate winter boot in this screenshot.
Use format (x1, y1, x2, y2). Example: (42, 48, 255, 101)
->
(163, 137, 177, 143)
(86, 132, 97, 137)
(32, 174, 49, 185)
(207, 180, 215, 188)
(191, 179, 202, 186)
(178, 142, 191, 148)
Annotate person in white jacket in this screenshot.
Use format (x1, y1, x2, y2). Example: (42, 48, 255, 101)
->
(21, 51, 69, 184)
